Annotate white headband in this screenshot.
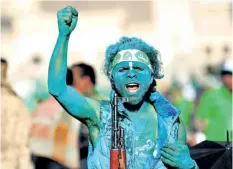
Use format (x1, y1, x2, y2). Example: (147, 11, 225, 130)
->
(111, 49, 153, 72)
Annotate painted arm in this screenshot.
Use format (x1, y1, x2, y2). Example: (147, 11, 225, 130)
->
(177, 119, 187, 143)
(161, 119, 199, 169)
(48, 6, 100, 131)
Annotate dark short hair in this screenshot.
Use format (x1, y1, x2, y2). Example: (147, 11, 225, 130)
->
(66, 68, 73, 86)
(1, 58, 7, 64)
(72, 63, 96, 85)
(221, 70, 232, 76)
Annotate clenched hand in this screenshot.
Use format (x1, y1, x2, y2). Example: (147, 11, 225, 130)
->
(57, 6, 78, 37)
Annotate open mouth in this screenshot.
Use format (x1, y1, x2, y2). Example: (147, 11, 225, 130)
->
(126, 83, 140, 93)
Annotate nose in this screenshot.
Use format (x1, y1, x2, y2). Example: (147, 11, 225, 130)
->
(127, 70, 136, 78)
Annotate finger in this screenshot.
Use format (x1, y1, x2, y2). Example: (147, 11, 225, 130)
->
(59, 10, 72, 17)
(161, 156, 176, 167)
(164, 143, 180, 151)
(172, 143, 188, 152)
(63, 6, 72, 13)
(59, 6, 72, 17)
(173, 142, 186, 147)
(57, 11, 71, 20)
(57, 12, 66, 24)
(70, 15, 78, 31)
(58, 12, 72, 24)
(161, 150, 176, 162)
(62, 6, 78, 17)
(162, 148, 178, 156)
(179, 143, 188, 149)
(71, 7, 78, 16)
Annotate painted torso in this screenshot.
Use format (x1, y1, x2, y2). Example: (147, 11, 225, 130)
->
(87, 100, 167, 169)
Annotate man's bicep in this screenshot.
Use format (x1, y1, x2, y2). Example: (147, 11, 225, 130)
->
(54, 86, 100, 125)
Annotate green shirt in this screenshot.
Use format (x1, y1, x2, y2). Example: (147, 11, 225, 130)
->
(175, 98, 194, 129)
(197, 85, 232, 141)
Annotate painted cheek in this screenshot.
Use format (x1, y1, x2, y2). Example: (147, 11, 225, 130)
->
(137, 74, 153, 97)
(113, 73, 127, 93)
(112, 67, 153, 97)
(138, 71, 152, 84)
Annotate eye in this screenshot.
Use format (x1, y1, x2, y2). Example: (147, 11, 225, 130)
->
(134, 66, 144, 71)
(119, 67, 129, 72)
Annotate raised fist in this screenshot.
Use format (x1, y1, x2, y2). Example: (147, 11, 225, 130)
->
(57, 6, 78, 37)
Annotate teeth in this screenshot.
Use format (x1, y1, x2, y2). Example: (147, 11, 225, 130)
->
(126, 83, 140, 93)
(127, 83, 138, 87)
(128, 88, 139, 93)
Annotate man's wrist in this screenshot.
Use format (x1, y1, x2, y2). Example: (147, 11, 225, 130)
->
(190, 160, 198, 169)
(58, 33, 70, 40)
(179, 159, 198, 169)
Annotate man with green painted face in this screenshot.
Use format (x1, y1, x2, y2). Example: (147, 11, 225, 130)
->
(48, 6, 198, 169)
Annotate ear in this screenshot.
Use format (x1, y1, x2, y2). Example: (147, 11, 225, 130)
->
(82, 76, 91, 85)
(150, 72, 155, 84)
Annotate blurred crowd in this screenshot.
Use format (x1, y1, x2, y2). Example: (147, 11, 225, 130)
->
(1, 53, 232, 169)
(164, 58, 232, 145)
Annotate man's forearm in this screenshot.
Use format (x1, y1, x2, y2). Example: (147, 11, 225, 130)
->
(48, 35, 69, 96)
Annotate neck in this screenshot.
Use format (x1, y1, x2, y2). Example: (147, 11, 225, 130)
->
(223, 85, 232, 94)
(123, 99, 146, 113)
(76, 85, 95, 97)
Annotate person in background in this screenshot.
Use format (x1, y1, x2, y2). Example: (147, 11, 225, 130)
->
(12, 55, 50, 112)
(71, 63, 107, 100)
(174, 84, 196, 146)
(1, 58, 33, 169)
(196, 58, 232, 141)
(174, 84, 196, 130)
(166, 82, 196, 146)
(30, 69, 79, 169)
(71, 63, 107, 169)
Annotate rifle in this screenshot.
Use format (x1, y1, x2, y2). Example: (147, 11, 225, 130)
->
(110, 93, 127, 169)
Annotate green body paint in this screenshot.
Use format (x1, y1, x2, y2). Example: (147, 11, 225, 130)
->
(48, 6, 198, 169)
(112, 61, 153, 105)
